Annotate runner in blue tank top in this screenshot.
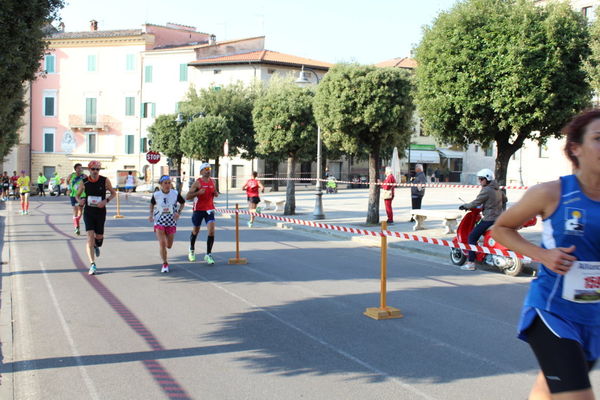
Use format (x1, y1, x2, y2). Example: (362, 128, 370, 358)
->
(493, 109, 600, 399)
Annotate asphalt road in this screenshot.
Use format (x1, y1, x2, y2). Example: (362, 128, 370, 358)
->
(1, 194, 598, 399)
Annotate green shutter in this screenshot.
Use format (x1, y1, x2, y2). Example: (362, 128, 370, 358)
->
(145, 65, 153, 83)
(44, 97, 55, 116)
(179, 64, 188, 81)
(88, 55, 96, 72)
(86, 98, 96, 124)
(45, 55, 55, 73)
(126, 54, 134, 71)
(151, 103, 156, 117)
(125, 97, 135, 116)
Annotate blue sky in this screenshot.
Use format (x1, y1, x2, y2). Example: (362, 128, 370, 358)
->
(59, 0, 460, 64)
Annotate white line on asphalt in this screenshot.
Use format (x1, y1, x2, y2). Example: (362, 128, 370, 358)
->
(39, 261, 100, 400)
(180, 265, 438, 400)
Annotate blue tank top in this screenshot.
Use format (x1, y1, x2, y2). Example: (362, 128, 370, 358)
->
(524, 175, 600, 325)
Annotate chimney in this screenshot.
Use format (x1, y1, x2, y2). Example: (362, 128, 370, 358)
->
(58, 22, 65, 32)
(208, 34, 216, 45)
(90, 20, 98, 31)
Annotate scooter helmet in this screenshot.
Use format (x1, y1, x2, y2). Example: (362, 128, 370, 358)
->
(476, 168, 494, 182)
(88, 160, 102, 169)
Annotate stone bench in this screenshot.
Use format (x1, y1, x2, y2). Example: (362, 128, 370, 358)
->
(410, 209, 461, 234)
(262, 197, 286, 212)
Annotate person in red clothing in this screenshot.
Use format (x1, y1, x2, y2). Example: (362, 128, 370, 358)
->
(242, 171, 264, 228)
(185, 163, 219, 265)
(10, 171, 19, 199)
(381, 167, 396, 224)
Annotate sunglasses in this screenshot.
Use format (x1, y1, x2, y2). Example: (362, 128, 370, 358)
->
(90, 168, 100, 171)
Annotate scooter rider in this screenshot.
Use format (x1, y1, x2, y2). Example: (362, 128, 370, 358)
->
(458, 168, 507, 271)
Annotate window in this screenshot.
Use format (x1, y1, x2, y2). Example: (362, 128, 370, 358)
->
(213, 69, 221, 74)
(142, 102, 156, 118)
(267, 68, 276, 74)
(145, 65, 153, 83)
(583, 6, 593, 18)
(140, 137, 148, 153)
(86, 132, 97, 153)
(474, 145, 479, 153)
(126, 54, 135, 71)
(87, 55, 97, 72)
(44, 54, 56, 73)
(125, 134, 135, 154)
(539, 144, 549, 158)
(175, 102, 181, 113)
(484, 146, 493, 157)
(43, 92, 56, 117)
(85, 98, 97, 125)
(125, 97, 135, 116)
(179, 64, 188, 81)
(43, 129, 55, 152)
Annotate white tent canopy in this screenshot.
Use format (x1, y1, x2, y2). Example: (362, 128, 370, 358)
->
(405, 150, 440, 164)
(438, 148, 463, 159)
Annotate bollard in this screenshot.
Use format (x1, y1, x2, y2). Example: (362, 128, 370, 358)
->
(228, 203, 247, 265)
(113, 188, 125, 219)
(363, 221, 403, 320)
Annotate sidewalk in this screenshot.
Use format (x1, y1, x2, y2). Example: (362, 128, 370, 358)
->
(134, 185, 541, 266)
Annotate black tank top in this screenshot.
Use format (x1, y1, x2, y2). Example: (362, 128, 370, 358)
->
(83, 176, 106, 211)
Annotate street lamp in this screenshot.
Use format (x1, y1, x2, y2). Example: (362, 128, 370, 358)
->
(295, 66, 325, 220)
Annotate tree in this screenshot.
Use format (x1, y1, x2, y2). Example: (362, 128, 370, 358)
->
(253, 80, 317, 215)
(584, 8, 600, 96)
(415, 0, 591, 185)
(0, 0, 64, 159)
(313, 64, 414, 225)
(180, 115, 229, 192)
(147, 114, 184, 183)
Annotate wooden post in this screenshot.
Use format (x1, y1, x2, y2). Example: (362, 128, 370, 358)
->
(113, 188, 125, 219)
(228, 203, 247, 265)
(363, 221, 402, 320)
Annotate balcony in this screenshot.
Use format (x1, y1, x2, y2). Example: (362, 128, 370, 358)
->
(68, 114, 122, 132)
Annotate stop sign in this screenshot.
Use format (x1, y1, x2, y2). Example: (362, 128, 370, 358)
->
(146, 150, 161, 164)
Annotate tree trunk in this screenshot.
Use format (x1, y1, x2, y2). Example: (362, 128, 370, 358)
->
(494, 133, 525, 187)
(366, 150, 381, 225)
(175, 156, 183, 192)
(284, 156, 296, 215)
(268, 159, 279, 192)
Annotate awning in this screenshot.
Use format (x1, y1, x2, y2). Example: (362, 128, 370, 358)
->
(438, 148, 464, 159)
(405, 150, 440, 164)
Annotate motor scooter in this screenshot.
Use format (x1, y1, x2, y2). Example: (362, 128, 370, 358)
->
(325, 176, 338, 194)
(450, 207, 536, 276)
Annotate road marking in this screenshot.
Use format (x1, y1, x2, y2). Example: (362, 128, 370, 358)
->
(39, 260, 100, 400)
(179, 264, 438, 400)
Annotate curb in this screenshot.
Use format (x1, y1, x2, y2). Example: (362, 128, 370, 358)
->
(0, 202, 14, 400)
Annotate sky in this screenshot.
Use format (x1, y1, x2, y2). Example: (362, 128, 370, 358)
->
(58, 0, 460, 64)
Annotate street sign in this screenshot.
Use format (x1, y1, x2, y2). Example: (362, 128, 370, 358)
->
(146, 151, 161, 164)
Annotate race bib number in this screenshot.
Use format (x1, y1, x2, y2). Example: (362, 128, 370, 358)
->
(161, 207, 172, 214)
(562, 261, 600, 303)
(87, 196, 102, 207)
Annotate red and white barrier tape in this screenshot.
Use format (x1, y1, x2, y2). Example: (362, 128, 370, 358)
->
(215, 208, 532, 261)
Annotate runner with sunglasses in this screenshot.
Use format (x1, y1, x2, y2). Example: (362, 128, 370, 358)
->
(186, 163, 218, 265)
(149, 175, 185, 273)
(75, 161, 116, 275)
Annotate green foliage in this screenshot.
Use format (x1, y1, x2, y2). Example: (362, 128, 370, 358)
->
(0, 0, 64, 159)
(585, 8, 600, 93)
(253, 80, 317, 159)
(416, 0, 591, 183)
(147, 114, 184, 167)
(180, 115, 229, 161)
(181, 82, 259, 159)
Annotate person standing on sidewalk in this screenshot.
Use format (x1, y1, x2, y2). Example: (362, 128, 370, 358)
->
(411, 164, 427, 210)
(242, 171, 264, 228)
(75, 161, 116, 275)
(17, 170, 31, 215)
(149, 175, 185, 273)
(186, 163, 218, 265)
(10, 171, 19, 199)
(67, 163, 86, 235)
(381, 167, 396, 224)
(492, 109, 600, 400)
(37, 172, 47, 197)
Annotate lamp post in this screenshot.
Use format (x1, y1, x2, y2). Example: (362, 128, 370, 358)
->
(295, 66, 325, 219)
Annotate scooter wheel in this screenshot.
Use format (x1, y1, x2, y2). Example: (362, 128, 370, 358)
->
(503, 257, 523, 277)
(450, 248, 467, 266)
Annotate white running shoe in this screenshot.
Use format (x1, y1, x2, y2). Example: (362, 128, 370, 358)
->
(161, 264, 169, 273)
(188, 249, 196, 262)
(461, 263, 476, 271)
(88, 263, 97, 275)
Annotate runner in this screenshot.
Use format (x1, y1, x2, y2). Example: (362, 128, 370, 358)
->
(75, 161, 116, 275)
(242, 171, 264, 227)
(149, 175, 185, 273)
(37, 172, 47, 197)
(17, 170, 30, 215)
(1, 171, 10, 201)
(67, 163, 86, 235)
(492, 109, 600, 400)
(186, 163, 218, 265)
(51, 172, 62, 196)
(124, 171, 135, 200)
(10, 171, 19, 200)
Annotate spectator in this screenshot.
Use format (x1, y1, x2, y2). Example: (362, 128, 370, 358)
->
(381, 167, 396, 224)
(411, 163, 427, 210)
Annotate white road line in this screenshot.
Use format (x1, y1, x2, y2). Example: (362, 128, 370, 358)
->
(39, 261, 99, 400)
(180, 265, 438, 400)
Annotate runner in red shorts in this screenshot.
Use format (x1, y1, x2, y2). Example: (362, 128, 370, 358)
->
(149, 175, 185, 273)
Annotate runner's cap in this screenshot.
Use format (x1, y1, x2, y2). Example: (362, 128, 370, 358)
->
(159, 175, 171, 183)
(199, 162, 211, 172)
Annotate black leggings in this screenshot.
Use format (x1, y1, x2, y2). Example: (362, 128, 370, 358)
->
(526, 316, 596, 394)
